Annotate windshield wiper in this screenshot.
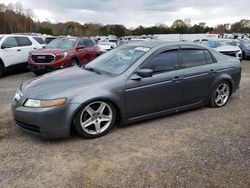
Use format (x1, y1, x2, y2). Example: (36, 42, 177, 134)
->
(83, 66, 101, 74)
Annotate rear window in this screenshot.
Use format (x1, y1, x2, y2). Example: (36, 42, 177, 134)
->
(16, 37, 32, 46)
(33, 37, 46, 44)
(180, 49, 207, 68)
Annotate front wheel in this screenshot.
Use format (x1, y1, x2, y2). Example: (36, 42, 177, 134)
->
(209, 82, 231, 108)
(74, 101, 116, 138)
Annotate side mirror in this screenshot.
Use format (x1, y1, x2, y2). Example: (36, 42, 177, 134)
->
(137, 68, 153, 78)
(1, 45, 11, 49)
(76, 45, 85, 50)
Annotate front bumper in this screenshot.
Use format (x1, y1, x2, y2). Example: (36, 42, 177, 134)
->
(11, 92, 80, 139)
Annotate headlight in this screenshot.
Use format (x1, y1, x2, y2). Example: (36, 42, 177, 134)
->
(24, 98, 66, 108)
(56, 52, 68, 58)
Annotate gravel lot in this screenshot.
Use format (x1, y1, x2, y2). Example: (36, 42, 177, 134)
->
(0, 61, 250, 188)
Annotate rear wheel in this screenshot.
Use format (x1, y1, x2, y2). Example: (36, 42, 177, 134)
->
(0, 64, 4, 78)
(74, 101, 116, 139)
(209, 82, 231, 108)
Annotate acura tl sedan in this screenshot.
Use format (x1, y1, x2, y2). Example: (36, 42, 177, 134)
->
(11, 42, 241, 139)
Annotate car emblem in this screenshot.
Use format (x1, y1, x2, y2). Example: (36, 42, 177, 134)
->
(36, 56, 46, 59)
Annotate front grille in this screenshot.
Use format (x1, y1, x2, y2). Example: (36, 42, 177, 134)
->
(15, 120, 40, 133)
(220, 51, 237, 57)
(31, 54, 55, 63)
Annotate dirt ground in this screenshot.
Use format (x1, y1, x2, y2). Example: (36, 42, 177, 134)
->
(0, 61, 249, 188)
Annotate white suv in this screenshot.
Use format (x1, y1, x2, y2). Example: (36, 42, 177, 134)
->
(0, 34, 45, 77)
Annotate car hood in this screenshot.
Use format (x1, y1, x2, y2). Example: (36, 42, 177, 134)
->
(215, 45, 241, 52)
(21, 67, 109, 99)
(30, 48, 71, 54)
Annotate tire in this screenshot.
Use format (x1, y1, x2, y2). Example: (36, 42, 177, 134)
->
(70, 59, 79, 67)
(242, 51, 246, 60)
(74, 101, 117, 139)
(0, 64, 4, 78)
(209, 81, 231, 108)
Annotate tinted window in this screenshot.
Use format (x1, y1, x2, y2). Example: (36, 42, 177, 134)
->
(181, 49, 206, 68)
(143, 50, 178, 73)
(2, 37, 18, 48)
(81, 39, 94, 47)
(16, 37, 32, 46)
(204, 50, 214, 64)
(33, 37, 46, 44)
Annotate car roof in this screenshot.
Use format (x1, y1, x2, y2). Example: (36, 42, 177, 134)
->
(125, 41, 208, 49)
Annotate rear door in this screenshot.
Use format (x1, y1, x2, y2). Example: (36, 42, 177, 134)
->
(126, 47, 184, 118)
(179, 47, 217, 106)
(15, 36, 33, 63)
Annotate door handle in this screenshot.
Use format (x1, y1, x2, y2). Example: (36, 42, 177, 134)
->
(33, 48, 37, 50)
(209, 69, 216, 74)
(17, 49, 21, 51)
(172, 76, 183, 82)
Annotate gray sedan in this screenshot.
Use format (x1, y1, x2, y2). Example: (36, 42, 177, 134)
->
(11, 42, 241, 139)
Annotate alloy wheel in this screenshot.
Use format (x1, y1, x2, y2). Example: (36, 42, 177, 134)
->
(80, 101, 113, 135)
(214, 83, 230, 107)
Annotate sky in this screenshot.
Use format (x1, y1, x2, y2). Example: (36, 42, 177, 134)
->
(1, 0, 250, 28)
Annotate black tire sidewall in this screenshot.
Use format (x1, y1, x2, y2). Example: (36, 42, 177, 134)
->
(0, 64, 4, 78)
(74, 101, 116, 139)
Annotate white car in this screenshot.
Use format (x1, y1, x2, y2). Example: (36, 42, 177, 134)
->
(98, 41, 117, 53)
(206, 39, 242, 61)
(0, 34, 45, 77)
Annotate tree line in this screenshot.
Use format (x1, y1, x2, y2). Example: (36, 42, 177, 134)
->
(0, 7, 250, 37)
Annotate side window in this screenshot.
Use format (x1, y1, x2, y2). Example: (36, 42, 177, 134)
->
(78, 39, 85, 46)
(143, 50, 179, 74)
(204, 50, 214, 64)
(2, 37, 18, 48)
(33, 37, 46, 44)
(82, 39, 94, 47)
(16, 37, 32, 46)
(180, 49, 206, 68)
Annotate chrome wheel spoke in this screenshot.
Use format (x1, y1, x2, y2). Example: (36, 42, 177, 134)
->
(100, 115, 112, 122)
(97, 103, 106, 114)
(215, 96, 221, 103)
(81, 118, 94, 128)
(94, 121, 101, 133)
(86, 106, 95, 116)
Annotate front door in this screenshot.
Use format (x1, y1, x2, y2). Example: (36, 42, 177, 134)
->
(126, 48, 184, 118)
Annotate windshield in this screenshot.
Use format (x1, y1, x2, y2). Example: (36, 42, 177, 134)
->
(85, 46, 150, 75)
(243, 42, 250, 48)
(45, 38, 77, 49)
(208, 40, 236, 48)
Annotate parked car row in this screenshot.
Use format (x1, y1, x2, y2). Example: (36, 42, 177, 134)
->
(0, 34, 101, 77)
(194, 38, 243, 61)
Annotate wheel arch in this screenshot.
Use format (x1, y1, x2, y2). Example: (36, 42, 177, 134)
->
(0, 58, 5, 68)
